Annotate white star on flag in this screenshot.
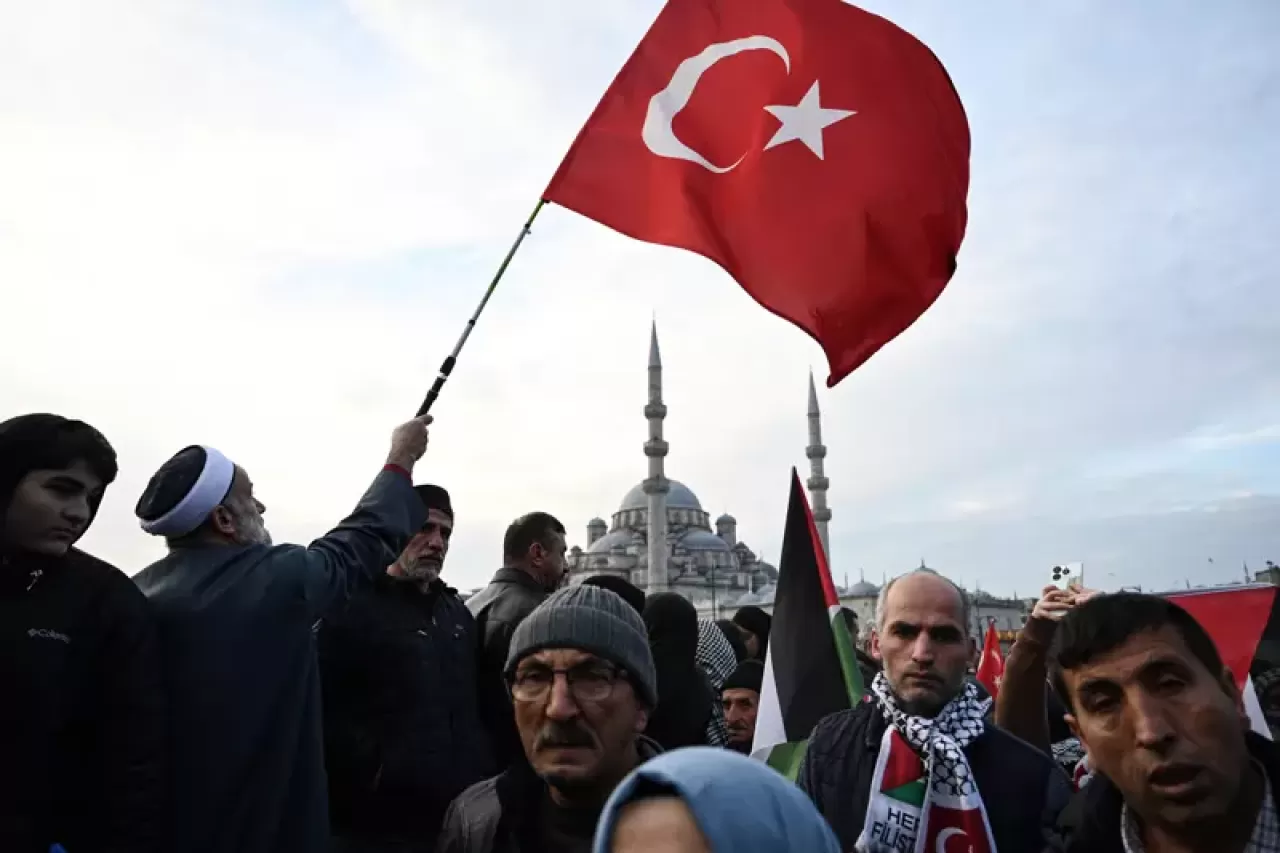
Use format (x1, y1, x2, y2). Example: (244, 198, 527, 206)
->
(764, 81, 856, 160)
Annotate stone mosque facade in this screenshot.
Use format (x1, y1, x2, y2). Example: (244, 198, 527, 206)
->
(563, 322, 1030, 634)
(564, 323, 833, 610)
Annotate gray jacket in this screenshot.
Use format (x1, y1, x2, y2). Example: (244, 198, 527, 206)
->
(135, 468, 424, 853)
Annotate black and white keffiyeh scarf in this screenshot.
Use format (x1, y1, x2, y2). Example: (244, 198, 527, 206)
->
(856, 672, 997, 853)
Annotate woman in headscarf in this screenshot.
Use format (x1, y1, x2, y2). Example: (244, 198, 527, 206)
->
(642, 593, 716, 750)
(714, 618, 748, 664)
(731, 606, 772, 661)
(593, 747, 841, 853)
(0, 413, 166, 853)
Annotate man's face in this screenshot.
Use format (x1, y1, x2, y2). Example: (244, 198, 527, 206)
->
(872, 573, 970, 717)
(398, 509, 452, 583)
(512, 647, 648, 797)
(215, 467, 271, 546)
(1, 460, 103, 556)
(722, 688, 759, 749)
(532, 531, 568, 587)
(741, 631, 761, 661)
(1063, 625, 1250, 828)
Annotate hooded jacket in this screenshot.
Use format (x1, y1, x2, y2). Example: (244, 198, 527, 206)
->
(593, 747, 841, 853)
(0, 414, 166, 853)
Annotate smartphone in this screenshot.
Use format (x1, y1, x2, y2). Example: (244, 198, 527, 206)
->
(1049, 562, 1083, 590)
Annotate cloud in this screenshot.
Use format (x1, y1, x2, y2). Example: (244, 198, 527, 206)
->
(1, 0, 1278, 595)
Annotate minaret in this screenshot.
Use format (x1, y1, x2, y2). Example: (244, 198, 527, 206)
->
(805, 370, 832, 562)
(643, 322, 670, 592)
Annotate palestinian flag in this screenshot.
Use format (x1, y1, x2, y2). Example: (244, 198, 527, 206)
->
(1165, 584, 1279, 739)
(752, 469, 864, 778)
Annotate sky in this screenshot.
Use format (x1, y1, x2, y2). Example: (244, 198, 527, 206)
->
(2, 0, 1278, 597)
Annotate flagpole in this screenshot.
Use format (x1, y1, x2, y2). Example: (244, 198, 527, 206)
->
(416, 198, 547, 416)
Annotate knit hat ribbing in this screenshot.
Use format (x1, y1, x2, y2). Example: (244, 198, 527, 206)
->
(505, 584, 658, 707)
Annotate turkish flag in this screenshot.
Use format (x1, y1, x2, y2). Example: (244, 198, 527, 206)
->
(544, 0, 970, 385)
(975, 621, 1004, 699)
(923, 802, 995, 853)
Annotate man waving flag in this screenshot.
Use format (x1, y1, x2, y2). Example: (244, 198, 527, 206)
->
(545, 0, 970, 385)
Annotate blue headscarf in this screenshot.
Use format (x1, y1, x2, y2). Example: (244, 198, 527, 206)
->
(592, 747, 840, 853)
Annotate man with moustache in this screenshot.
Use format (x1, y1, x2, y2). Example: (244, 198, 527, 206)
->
(798, 568, 1070, 853)
(318, 485, 494, 853)
(436, 584, 660, 853)
(1047, 593, 1280, 853)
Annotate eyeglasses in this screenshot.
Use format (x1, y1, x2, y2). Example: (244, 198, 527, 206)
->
(510, 662, 625, 703)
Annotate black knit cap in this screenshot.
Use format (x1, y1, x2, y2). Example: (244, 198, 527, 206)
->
(414, 484, 453, 519)
(0, 413, 117, 520)
(723, 659, 764, 694)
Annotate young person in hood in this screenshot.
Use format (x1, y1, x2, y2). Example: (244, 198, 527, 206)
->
(0, 413, 166, 853)
(133, 415, 431, 853)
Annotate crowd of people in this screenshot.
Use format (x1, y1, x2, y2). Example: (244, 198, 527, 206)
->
(3, 410, 1276, 853)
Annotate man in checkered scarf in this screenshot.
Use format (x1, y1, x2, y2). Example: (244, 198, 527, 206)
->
(797, 569, 1070, 852)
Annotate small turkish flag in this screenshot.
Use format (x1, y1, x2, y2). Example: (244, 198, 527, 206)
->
(544, 0, 970, 385)
(976, 621, 1004, 699)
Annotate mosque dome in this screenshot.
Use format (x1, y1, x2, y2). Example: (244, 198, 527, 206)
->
(681, 530, 733, 554)
(716, 513, 736, 525)
(585, 529, 635, 554)
(617, 479, 703, 512)
(847, 580, 880, 597)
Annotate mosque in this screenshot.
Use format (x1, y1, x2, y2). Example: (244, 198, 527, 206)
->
(564, 322, 1030, 635)
(564, 323, 832, 612)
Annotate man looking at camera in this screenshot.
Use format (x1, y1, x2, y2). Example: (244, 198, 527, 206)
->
(436, 584, 660, 853)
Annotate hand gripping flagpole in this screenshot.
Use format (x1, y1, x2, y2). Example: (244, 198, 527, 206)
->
(416, 199, 546, 416)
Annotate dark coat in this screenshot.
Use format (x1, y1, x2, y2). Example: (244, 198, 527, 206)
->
(134, 468, 423, 853)
(1045, 731, 1280, 852)
(319, 574, 495, 847)
(798, 701, 1072, 853)
(0, 548, 166, 853)
(465, 569, 550, 768)
(434, 738, 662, 853)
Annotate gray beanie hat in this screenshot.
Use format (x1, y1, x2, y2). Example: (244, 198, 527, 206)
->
(505, 584, 658, 708)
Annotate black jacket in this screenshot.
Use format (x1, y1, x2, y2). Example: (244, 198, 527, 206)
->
(319, 574, 495, 846)
(466, 569, 550, 767)
(435, 738, 662, 853)
(0, 547, 166, 853)
(798, 701, 1071, 853)
(1046, 731, 1280, 852)
(135, 468, 423, 853)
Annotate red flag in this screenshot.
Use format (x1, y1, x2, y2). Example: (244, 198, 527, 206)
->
(544, 0, 970, 386)
(975, 621, 1004, 699)
(1166, 586, 1276, 688)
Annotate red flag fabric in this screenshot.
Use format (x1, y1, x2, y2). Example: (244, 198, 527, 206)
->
(975, 621, 1004, 699)
(1166, 586, 1277, 688)
(544, 0, 970, 386)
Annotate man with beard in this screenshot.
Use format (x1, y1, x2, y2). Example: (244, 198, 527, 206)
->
(436, 584, 660, 853)
(318, 484, 494, 852)
(798, 568, 1070, 852)
(133, 415, 431, 853)
(0, 414, 165, 853)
